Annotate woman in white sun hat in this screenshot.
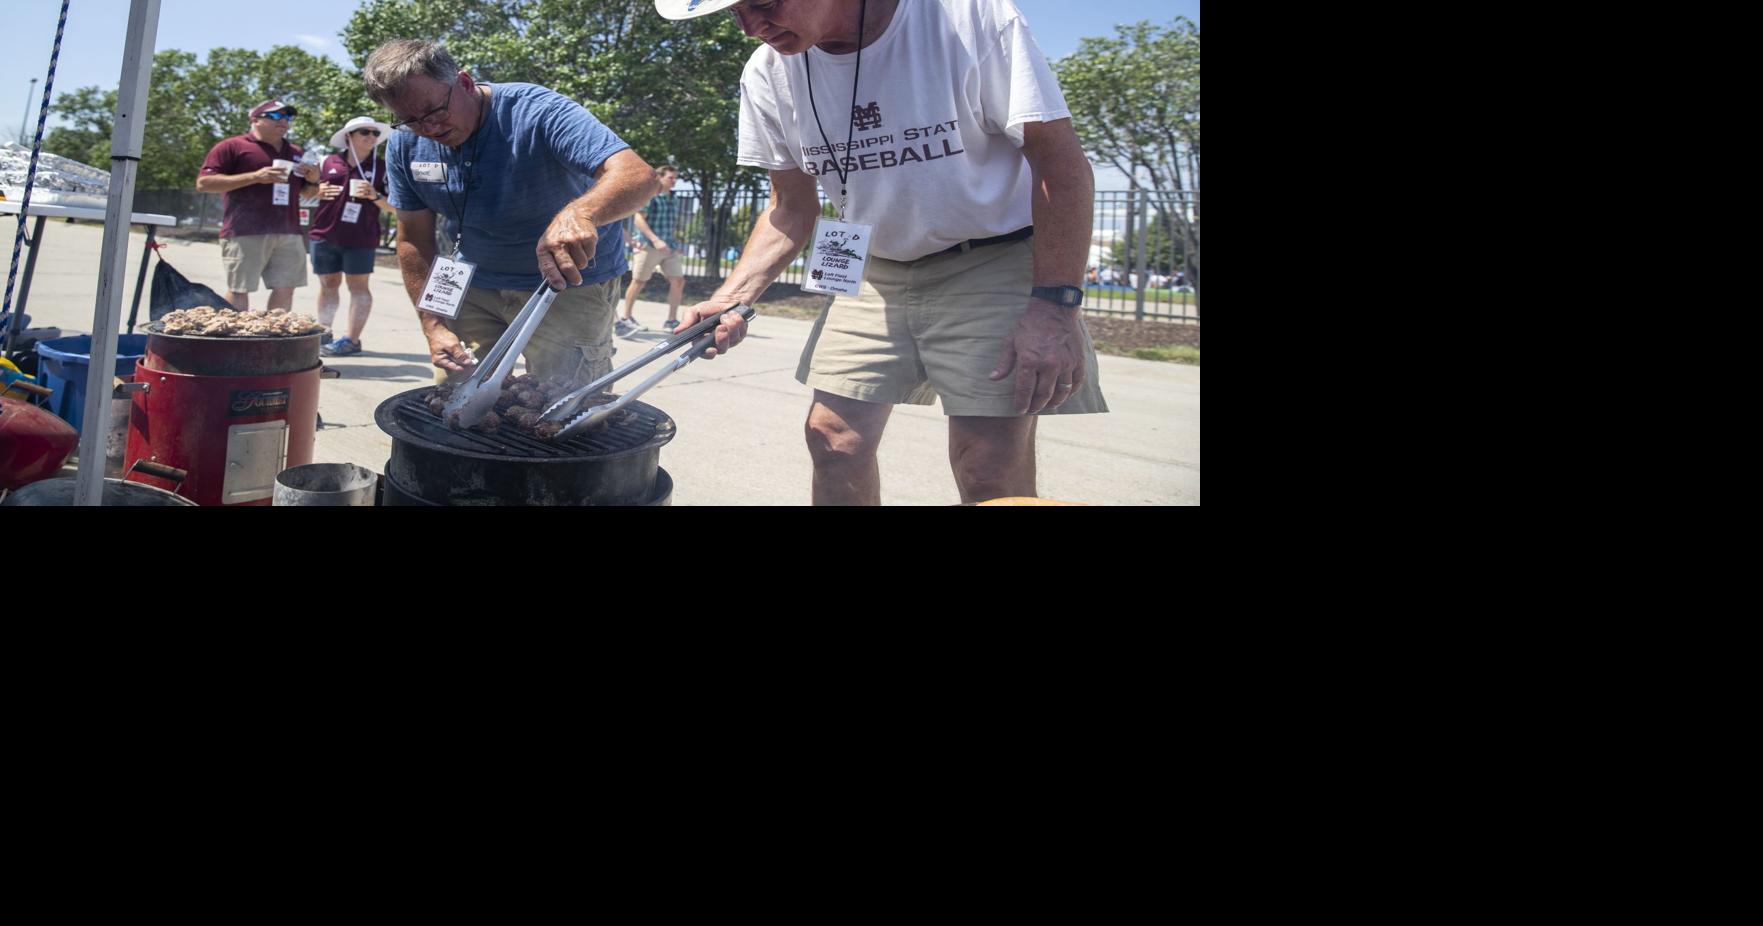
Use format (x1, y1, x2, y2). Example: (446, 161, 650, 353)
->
(310, 115, 394, 355)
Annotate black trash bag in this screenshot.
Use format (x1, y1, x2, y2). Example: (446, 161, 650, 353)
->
(149, 256, 233, 322)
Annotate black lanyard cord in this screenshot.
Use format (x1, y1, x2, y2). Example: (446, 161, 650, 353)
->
(440, 86, 488, 250)
(804, 0, 868, 213)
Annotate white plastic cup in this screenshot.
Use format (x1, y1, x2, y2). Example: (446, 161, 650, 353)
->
(271, 158, 295, 181)
(350, 179, 373, 199)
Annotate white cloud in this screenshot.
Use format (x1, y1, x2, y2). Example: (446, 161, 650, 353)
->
(295, 34, 334, 53)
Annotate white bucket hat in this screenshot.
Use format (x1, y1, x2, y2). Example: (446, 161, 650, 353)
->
(655, 0, 743, 20)
(329, 115, 393, 151)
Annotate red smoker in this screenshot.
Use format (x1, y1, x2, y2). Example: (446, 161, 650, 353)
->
(125, 331, 320, 506)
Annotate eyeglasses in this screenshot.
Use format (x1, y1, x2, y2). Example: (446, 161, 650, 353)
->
(352, 129, 382, 137)
(390, 84, 455, 132)
(260, 111, 293, 121)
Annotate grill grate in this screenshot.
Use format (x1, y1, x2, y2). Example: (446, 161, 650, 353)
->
(387, 388, 673, 459)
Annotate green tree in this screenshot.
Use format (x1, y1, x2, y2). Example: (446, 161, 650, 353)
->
(1056, 17, 1200, 307)
(45, 46, 366, 191)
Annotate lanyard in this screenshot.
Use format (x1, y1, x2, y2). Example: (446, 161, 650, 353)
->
(804, 0, 868, 220)
(349, 146, 377, 189)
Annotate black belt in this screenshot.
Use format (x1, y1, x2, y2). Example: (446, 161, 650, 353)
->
(941, 226, 1033, 255)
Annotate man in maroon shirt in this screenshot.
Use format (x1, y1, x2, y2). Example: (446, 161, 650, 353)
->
(196, 100, 322, 311)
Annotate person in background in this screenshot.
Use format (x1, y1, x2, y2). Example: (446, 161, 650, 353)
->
(617, 165, 688, 335)
(310, 116, 395, 355)
(196, 100, 322, 311)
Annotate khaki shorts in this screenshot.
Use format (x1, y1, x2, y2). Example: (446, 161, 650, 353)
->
(631, 245, 684, 280)
(796, 238, 1108, 417)
(436, 280, 618, 385)
(221, 234, 309, 292)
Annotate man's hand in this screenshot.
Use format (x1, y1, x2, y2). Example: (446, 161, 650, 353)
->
(674, 295, 750, 360)
(317, 183, 344, 202)
(536, 203, 599, 290)
(989, 303, 1087, 414)
(254, 165, 287, 185)
(424, 323, 479, 373)
(650, 238, 670, 251)
(295, 163, 321, 183)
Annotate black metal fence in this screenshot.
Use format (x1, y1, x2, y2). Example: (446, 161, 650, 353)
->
(131, 185, 1199, 322)
(1086, 190, 1199, 323)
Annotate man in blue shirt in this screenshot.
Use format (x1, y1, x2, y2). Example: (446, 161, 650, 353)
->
(364, 40, 660, 383)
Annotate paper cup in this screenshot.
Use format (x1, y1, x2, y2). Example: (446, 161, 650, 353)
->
(271, 158, 295, 180)
(350, 179, 373, 199)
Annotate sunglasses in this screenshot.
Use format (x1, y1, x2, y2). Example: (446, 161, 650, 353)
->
(352, 128, 382, 137)
(260, 111, 293, 121)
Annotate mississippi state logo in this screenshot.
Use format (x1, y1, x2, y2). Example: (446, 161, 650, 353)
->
(853, 101, 883, 132)
(812, 269, 825, 281)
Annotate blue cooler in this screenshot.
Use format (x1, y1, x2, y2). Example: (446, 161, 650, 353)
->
(33, 334, 149, 434)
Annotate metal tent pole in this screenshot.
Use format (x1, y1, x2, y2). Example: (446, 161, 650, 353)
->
(73, 0, 159, 506)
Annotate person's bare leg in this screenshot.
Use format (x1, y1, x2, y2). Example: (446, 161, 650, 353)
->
(805, 391, 893, 506)
(315, 273, 342, 331)
(620, 274, 643, 322)
(344, 274, 373, 342)
(266, 287, 295, 312)
(228, 291, 250, 311)
(666, 275, 685, 325)
(948, 415, 1038, 504)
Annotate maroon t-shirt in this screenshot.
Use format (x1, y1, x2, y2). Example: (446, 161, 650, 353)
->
(199, 134, 307, 238)
(308, 152, 388, 249)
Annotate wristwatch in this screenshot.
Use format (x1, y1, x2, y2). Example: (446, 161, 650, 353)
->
(1030, 285, 1085, 309)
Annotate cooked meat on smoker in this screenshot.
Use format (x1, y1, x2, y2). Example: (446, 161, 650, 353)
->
(156, 308, 324, 337)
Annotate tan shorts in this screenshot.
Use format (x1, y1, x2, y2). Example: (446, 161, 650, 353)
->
(631, 245, 684, 280)
(436, 280, 618, 385)
(795, 238, 1108, 417)
(221, 234, 309, 292)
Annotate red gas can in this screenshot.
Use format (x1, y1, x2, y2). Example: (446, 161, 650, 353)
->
(124, 331, 321, 506)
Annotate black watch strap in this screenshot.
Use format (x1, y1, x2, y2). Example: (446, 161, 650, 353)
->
(1031, 285, 1084, 309)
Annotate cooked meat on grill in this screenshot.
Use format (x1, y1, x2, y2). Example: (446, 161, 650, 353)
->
(425, 377, 623, 440)
(503, 406, 541, 429)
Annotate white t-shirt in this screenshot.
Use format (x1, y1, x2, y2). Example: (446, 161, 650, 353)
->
(737, 0, 1070, 262)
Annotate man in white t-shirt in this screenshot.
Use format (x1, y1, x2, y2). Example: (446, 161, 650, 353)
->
(656, 0, 1107, 506)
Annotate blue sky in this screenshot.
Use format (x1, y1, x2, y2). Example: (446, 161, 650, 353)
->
(3, 0, 1199, 182)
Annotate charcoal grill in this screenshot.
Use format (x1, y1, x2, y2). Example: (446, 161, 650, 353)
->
(375, 386, 675, 506)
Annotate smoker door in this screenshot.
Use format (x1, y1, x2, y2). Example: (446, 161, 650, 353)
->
(221, 420, 288, 504)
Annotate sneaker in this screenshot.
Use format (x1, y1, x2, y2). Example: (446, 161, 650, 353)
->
(320, 330, 334, 345)
(662, 318, 680, 332)
(614, 317, 639, 337)
(325, 336, 362, 356)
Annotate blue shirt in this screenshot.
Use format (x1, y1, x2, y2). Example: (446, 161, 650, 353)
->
(387, 82, 632, 290)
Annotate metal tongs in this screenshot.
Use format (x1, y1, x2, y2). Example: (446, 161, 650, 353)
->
(442, 283, 560, 428)
(540, 304, 756, 439)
